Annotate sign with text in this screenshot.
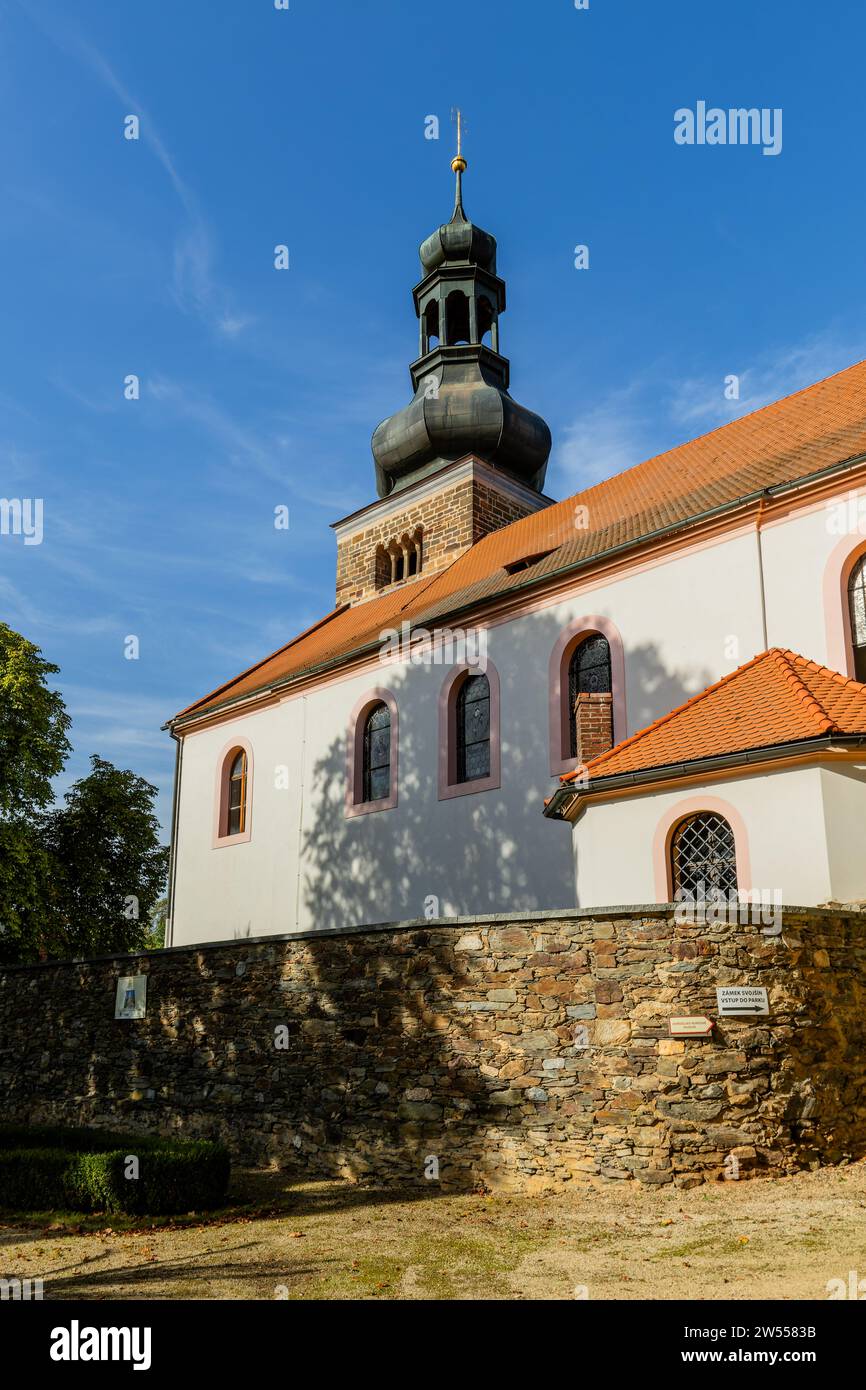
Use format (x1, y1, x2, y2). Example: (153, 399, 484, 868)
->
(668, 1016, 714, 1037)
(115, 975, 147, 1020)
(716, 986, 769, 1017)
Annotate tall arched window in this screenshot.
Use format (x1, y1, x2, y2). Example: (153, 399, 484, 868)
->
(671, 812, 738, 901)
(215, 741, 253, 846)
(362, 701, 391, 803)
(568, 634, 612, 759)
(227, 749, 247, 835)
(456, 673, 490, 783)
(848, 554, 866, 681)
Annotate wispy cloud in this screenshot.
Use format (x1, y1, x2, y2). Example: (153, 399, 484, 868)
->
(17, 2, 247, 338)
(669, 329, 866, 431)
(552, 326, 866, 497)
(551, 383, 651, 492)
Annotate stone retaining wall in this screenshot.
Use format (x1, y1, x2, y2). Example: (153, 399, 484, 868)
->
(1, 907, 866, 1191)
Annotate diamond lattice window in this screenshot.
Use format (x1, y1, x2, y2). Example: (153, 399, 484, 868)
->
(670, 812, 738, 901)
(848, 555, 866, 681)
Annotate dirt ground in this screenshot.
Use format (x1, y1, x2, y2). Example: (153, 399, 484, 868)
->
(3, 1162, 866, 1301)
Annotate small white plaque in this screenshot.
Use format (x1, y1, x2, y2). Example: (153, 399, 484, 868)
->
(115, 975, 147, 1020)
(668, 1016, 713, 1037)
(716, 986, 769, 1017)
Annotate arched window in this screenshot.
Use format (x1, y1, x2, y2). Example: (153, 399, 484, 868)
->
(567, 634, 612, 759)
(456, 673, 490, 783)
(477, 295, 495, 347)
(215, 741, 253, 846)
(848, 554, 866, 681)
(227, 750, 247, 835)
(423, 299, 440, 352)
(445, 290, 470, 346)
(670, 812, 738, 901)
(362, 701, 391, 804)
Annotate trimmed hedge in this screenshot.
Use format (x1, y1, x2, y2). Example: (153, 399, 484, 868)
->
(0, 1126, 230, 1215)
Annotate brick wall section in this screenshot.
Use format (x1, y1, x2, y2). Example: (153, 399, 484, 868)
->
(574, 691, 614, 763)
(335, 472, 540, 605)
(2, 907, 865, 1192)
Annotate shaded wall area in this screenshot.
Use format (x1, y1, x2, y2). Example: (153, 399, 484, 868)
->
(1, 907, 865, 1191)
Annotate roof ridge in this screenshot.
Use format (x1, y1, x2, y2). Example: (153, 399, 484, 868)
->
(577, 648, 778, 780)
(770, 650, 837, 733)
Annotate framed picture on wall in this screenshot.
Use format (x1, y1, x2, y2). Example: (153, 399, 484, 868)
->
(114, 974, 147, 1020)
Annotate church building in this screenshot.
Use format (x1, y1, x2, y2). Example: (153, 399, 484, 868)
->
(165, 148, 866, 947)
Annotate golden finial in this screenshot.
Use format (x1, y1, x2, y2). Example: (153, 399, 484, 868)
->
(451, 108, 467, 174)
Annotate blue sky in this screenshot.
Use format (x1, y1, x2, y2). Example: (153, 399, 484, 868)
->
(2, 0, 866, 833)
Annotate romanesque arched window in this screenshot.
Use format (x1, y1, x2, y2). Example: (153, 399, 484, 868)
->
(362, 701, 392, 804)
(848, 554, 866, 681)
(375, 528, 423, 590)
(567, 633, 612, 759)
(456, 673, 490, 783)
(670, 812, 738, 901)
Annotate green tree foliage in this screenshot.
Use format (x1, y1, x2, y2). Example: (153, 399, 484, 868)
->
(41, 758, 170, 960)
(0, 624, 168, 963)
(0, 624, 72, 959)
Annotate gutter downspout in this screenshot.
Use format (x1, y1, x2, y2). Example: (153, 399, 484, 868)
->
(293, 696, 308, 933)
(165, 730, 183, 949)
(755, 489, 770, 651)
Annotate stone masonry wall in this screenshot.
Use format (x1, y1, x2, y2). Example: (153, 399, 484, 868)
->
(1, 907, 866, 1192)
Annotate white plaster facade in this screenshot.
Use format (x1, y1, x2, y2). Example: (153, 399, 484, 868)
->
(570, 762, 866, 910)
(169, 481, 866, 946)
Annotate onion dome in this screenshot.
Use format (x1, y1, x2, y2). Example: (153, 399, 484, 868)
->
(371, 140, 551, 499)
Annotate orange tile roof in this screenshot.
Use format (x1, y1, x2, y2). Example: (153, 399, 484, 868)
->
(563, 650, 866, 786)
(174, 357, 866, 723)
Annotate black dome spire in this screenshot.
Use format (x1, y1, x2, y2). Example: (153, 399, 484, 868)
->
(371, 139, 551, 499)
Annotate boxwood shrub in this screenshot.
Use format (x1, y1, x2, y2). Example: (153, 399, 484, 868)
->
(0, 1126, 230, 1215)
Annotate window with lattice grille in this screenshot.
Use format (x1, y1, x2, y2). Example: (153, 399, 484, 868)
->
(456, 673, 490, 783)
(362, 702, 391, 803)
(568, 634, 611, 758)
(848, 555, 866, 682)
(670, 812, 738, 900)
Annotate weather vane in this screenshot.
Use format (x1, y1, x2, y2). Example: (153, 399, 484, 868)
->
(451, 108, 467, 173)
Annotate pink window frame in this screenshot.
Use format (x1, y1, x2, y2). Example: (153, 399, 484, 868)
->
(651, 794, 752, 902)
(438, 660, 501, 800)
(213, 737, 254, 848)
(548, 614, 627, 776)
(823, 533, 866, 678)
(346, 688, 399, 817)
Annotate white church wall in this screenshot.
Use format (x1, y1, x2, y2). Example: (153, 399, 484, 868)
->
(819, 762, 866, 902)
(572, 765, 835, 909)
(170, 486, 866, 945)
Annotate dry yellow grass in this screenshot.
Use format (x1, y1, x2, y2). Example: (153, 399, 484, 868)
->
(2, 1161, 866, 1301)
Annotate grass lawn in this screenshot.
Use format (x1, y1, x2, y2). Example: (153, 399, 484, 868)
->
(2, 1160, 866, 1300)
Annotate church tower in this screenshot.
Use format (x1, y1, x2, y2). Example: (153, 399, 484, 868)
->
(333, 121, 553, 605)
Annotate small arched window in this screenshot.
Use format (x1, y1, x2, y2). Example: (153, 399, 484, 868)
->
(227, 749, 247, 835)
(445, 290, 470, 346)
(568, 634, 612, 759)
(456, 673, 490, 783)
(362, 702, 391, 804)
(671, 812, 738, 901)
(848, 554, 866, 681)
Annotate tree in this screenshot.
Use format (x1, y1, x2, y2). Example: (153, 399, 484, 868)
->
(0, 623, 169, 963)
(40, 757, 170, 960)
(0, 624, 71, 960)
